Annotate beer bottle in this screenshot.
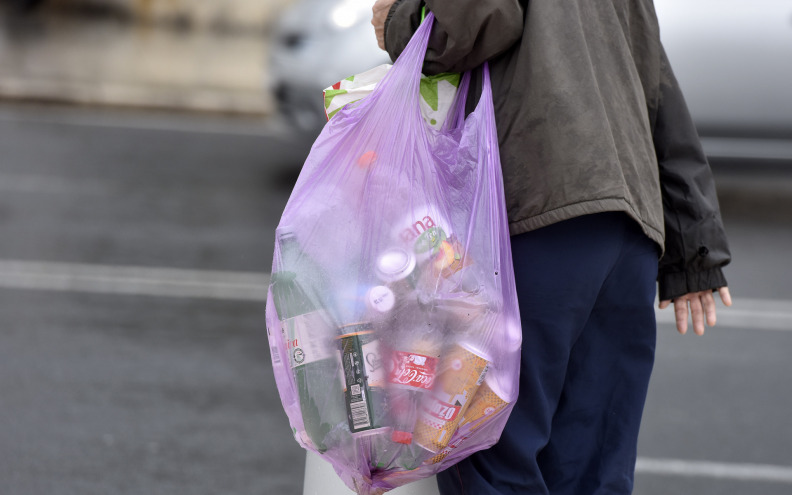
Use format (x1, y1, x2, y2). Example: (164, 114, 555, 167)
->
(270, 230, 346, 452)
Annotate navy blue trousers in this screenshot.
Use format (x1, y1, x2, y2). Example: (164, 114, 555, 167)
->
(437, 212, 659, 495)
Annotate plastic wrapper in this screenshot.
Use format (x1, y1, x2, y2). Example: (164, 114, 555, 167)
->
(265, 14, 521, 495)
(323, 64, 461, 130)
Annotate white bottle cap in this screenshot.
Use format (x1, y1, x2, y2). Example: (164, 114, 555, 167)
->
(366, 285, 395, 313)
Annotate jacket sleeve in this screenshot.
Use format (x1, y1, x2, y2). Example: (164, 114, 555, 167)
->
(384, 0, 524, 75)
(653, 46, 731, 301)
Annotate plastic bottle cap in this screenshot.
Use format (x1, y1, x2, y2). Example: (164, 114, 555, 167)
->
(391, 430, 413, 444)
(367, 286, 395, 312)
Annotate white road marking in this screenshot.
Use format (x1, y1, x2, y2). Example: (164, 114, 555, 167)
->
(654, 298, 792, 331)
(0, 173, 111, 195)
(0, 105, 291, 138)
(0, 260, 269, 301)
(636, 457, 792, 484)
(0, 259, 790, 333)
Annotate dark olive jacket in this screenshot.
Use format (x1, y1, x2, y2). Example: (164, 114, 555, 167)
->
(384, 0, 730, 300)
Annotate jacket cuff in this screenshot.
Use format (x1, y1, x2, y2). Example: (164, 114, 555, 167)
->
(384, 0, 423, 59)
(658, 266, 729, 302)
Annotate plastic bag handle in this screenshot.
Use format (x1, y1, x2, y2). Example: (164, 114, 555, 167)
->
(479, 63, 495, 117)
(442, 62, 496, 132)
(358, 13, 436, 123)
(441, 71, 471, 132)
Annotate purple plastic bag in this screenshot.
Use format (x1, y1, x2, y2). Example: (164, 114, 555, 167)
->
(265, 14, 521, 494)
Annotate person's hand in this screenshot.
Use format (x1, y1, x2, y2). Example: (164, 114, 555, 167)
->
(372, 0, 398, 50)
(659, 287, 732, 335)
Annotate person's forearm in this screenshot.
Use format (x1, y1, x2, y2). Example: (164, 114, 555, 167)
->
(654, 46, 731, 300)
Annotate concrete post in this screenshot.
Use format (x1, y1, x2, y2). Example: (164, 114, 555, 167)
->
(303, 451, 440, 495)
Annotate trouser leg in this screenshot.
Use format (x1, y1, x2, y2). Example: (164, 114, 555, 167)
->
(538, 218, 658, 494)
(436, 212, 658, 495)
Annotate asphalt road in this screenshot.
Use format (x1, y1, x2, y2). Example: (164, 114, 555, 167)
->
(0, 103, 790, 495)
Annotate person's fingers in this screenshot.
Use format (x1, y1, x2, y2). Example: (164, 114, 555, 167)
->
(689, 294, 706, 335)
(371, 1, 389, 50)
(376, 29, 385, 50)
(372, 21, 384, 50)
(659, 299, 671, 309)
(673, 297, 689, 335)
(719, 287, 733, 307)
(372, 0, 391, 17)
(701, 290, 717, 327)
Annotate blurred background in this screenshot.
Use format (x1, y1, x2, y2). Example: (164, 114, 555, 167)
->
(0, 1, 790, 494)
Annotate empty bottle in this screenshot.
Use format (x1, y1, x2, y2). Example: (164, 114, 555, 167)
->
(270, 230, 346, 452)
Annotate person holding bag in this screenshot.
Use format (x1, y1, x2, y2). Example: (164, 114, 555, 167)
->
(373, 1, 732, 494)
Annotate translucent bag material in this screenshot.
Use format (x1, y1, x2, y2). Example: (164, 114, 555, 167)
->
(323, 64, 461, 130)
(265, 14, 521, 495)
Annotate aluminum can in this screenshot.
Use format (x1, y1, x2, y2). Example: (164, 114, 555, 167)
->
(338, 324, 387, 435)
(374, 247, 419, 296)
(413, 343, 489, 453)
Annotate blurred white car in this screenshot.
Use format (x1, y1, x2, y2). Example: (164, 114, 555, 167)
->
(656, 0, 792, 163)
(269, 0, 792, 163)
(268, 0, 388, 132)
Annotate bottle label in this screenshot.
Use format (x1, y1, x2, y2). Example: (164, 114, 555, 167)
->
(281, 311, 336, 369)
(339, 331, 384, 433)
(362, 338, 386, 388)
(267, 325, 282, 366)
(388, 351, 438, 390)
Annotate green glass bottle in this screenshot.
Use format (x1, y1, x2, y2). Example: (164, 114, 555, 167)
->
(270, 231, 346, 452)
